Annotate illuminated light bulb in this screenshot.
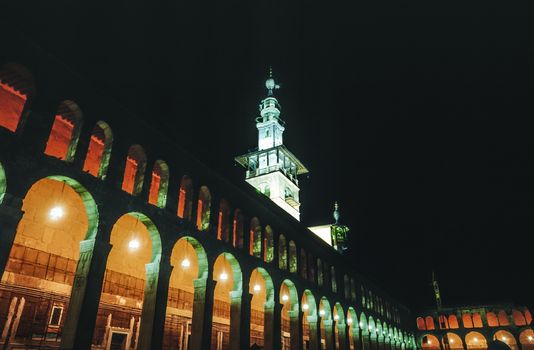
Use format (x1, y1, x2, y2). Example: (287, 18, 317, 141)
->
(334, 314, 339, 321)
(347, 318, 353, 325)
(369, 325, 373, 330)
(128, 239, 140, 250)
(527, 336, 533, 341)
(450, 339, 454, 344)
(220, 272, 228, 281)
(282, 294, 289, 302)
(49, 206, 64, 220)
(428, 341, 432, 345)
(502, 337, 507, 342)
(253, 284, 261, 292)
(181, 258, 191, 268)
(302, 304, 309, 311)
(474, 338, 478, 343)
(319, 309, 326, 316)
(359, 322, 363, 328)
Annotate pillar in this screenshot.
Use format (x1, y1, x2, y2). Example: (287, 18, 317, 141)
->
(273, 301, 282, 349)
(264, 300, 275, 350)
(337, 322, 348, 350)
(189, 273, 216, 350)
(324, 319, 335, 350)
(60, 238, 111, 350)
(0, 195, 23, 276)
(229, 290, 243, 350)
(240, 290, 252, 350)
(307, 315, 320, 350)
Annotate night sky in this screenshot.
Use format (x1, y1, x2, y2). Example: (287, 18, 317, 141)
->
(3, 0, 533, 312)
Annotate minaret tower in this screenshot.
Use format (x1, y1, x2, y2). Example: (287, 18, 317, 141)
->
(235, 68, 309, 221)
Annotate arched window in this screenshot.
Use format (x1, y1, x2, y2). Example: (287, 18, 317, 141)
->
(177, 175, 193, 220)
(472, 313, 483, 327)
(264, 225, 274, 262)
(0, 63, 34, 132)
(196, 186, 211, 231)
(148, 160, 169, 208)
(250, 217, 262, 257)
(425, 316, 435, 330)
(512, 310, 527, 326)
(307, 252, 315, 282)
(494, 330, 518, 350)
(417, 317, 426, 330)
(217, 199, 231, 242)
(465, 331, 487, 350)
(497, 311, 509, 326)
(463, 313, 474, 328)
(44, 100, 83, 161)
(331, 266, 337, 293)
(317, 258, 323, 287)
(121, 145, 146, 195)
(486, 312, 498, 327)
(278, 234, 287, 270)
(361, 286, 366, 306)
(83, 121, 113, 179)
(422, 334, 440, 350)
(439, 315, 449, 329)
(300, 248, 308, 279)
(233, 209, 244, 249)
(288, 240, 297, 273)
(448, 315, 459, 329)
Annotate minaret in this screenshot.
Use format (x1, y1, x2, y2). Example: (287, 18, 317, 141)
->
(235, 68, 309, 221)
(330, 202, 350, 253)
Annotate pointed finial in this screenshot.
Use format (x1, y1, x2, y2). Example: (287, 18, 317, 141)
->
(265, 66, 280, 96)
(333, 201, 340, 224)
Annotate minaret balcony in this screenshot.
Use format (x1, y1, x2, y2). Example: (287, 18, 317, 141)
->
(246, 165, 299, 186)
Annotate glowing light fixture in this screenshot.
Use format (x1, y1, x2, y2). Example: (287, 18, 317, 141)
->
(181, 258, 191, 268)
(282, 294, 289, 302)
(347, 318, 353, 325)
(253, 284, 261, 292)
(128, 239, 140, 250)
(319, 309, 326, 316)
(302, 303, 309, 311)
(528, 336, 533, 341)
(334, 314, 339, 321)
(428, 341, 432, 345)
(220, 272, 228, 281)
(49, 206, 64, 220)
(474, 338, 479, 343)
(502, 337, 507, 342)
(359, 322, 363, 328)
(450, 339, 455, 344)
(369, 325, 373, 330)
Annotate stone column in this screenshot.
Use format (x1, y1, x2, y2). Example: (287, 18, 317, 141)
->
(273, 301, 282, 349)
(307, 315, 320, 350)
(229, 290, 243, 350)
(60, 238, 111, 350)
(361, 332, 370, 350)
(189, 274, 216, 350)
(324, 319, 335, 350)
(137, 257, 172, 350)
(337, 321, 348, 350)
(351, 328, 361, 350)
(294, 310, 303, 350)
(317, 315, 323, 350)
(0, 195, 23, 276)
(240, 290, 252, 350)
(264, 300, 275, 350)
(377, 335, 385, 350)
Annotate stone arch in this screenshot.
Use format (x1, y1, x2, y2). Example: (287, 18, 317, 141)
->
(369, 316, 377, 349)
(249, 267, 274, 349)
(334, 302, 347, 349)
(217, 199, 231, 242)
(264, 225, 274, 262)
(250, 217, 262, 257)
(148, 160, 169, 208)
(164, 236, 208, 349)
(0, 176, 99, 345)
(212, 252, 243, 349)
(288, 240, 297, 273)
(466, 331, 488, 350)
(443, 332, 464, 350)
(347, 307, 358, 350)
(93, 212, 161, 348)
(302, 289, 319, 350)
(359, 312, 368, 332)
(422, 334, 440, 350)
(83, 120, 113, 179)
(0, 162, 6, 204)
(494, 330, 517, 350)
(319, 297, 334, 349)
(44, 100, 83, 161)
(512, 310, 527, 326)
(196, 186, 211, 231)
(0, 63, 35, 132)
(280, 279, 299, 349)
(121, 144, 147, 196)
(519, 329, 534, 350)
(177, 175, 194, 220)
(233, 208, 244, 249)
(278, 234, 288, 270)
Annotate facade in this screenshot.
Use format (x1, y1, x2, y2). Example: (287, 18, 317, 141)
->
(0, 35, 415, 350)
(415, 305, 534, 350)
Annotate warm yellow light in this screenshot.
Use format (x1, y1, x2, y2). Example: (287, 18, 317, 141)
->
(49, 206, 64, 220)
(450, 339, 454, 344)
(282, 294, 289, 302)
(128, 239, 140, 250)
(253, 284, 261, 292)
(334, 314, 339, 321)
(502, 337, 507, 342)
(474, 338, 478, 343)
(302, 303, 309, 311)
(528, 336, 533, 341)
(319, 309, 326, 316)
(347, 318, 353, 325)
(181, 258, 190, 268)
(428, 341, 432, 345)
(220, 272, 228, 281)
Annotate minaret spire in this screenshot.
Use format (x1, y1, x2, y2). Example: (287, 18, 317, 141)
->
(333, 201, 340, 224)
(265, 66, 280, 97)
(432, 271, 442, 310)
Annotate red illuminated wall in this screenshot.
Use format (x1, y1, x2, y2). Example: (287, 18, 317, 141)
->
(122, 157, 139, 194)
(83, 134, 105, 177)
(0, 81, 26, 132)
(44, 114, 75, 160)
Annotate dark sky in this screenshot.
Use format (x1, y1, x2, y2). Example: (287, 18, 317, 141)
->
(3, 0, 533, 311)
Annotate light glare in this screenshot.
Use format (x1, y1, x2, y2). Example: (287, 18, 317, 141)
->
(253, 284, 261, 292)
(220, 272, 228, 281)
(49, 206, 64, 220)
(282, 294, 289, 302)
(181, 258, 191, 268)
(128, 239, 140, 250)
(302, 303, 309, 311)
